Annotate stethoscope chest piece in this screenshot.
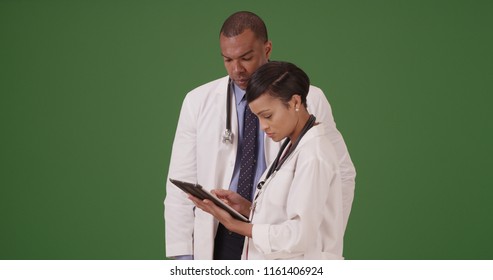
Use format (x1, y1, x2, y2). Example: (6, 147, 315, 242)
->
(222, 129, 233, 144)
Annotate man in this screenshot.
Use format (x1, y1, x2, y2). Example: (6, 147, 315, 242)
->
(164, 11, 356, 260)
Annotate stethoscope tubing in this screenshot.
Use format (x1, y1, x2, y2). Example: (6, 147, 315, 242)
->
(222, 78, 234, 144)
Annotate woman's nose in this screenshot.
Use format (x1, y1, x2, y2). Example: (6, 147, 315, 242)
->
(259, 120, 269, 131)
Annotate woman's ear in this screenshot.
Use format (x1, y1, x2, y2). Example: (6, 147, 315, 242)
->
(290, 94, 302, 111)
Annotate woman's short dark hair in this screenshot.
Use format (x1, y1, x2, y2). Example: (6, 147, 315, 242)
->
(246, 61, 310, 107)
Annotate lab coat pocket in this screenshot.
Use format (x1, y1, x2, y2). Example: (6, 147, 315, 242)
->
(265, 167, 295, 207)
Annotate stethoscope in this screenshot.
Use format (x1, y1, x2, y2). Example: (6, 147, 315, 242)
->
(222, 78, 234, 144)
(255, 114, 316, 191)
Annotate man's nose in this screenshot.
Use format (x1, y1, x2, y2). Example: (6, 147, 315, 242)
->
(232, 61, 245, 73)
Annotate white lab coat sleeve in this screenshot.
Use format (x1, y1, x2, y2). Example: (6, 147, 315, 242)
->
(307, 86, 356, 229)
(251, 154, 341, 258)
(164, 93, 198, 257)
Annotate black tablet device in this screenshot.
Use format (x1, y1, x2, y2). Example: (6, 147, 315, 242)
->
(169, 178, 250, 222)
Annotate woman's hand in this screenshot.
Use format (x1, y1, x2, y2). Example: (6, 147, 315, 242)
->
(211, 189, 252, 217)
(188, 192, 253, 238)
(188, 194, 233, 224)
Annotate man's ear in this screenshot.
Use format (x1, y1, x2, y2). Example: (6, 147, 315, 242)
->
(265, 41, 272, 59)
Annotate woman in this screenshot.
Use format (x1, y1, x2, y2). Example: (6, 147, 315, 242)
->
(189, 61, 344, 259)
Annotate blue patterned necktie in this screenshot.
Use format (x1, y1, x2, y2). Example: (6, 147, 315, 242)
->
(237, 105, 258, 201)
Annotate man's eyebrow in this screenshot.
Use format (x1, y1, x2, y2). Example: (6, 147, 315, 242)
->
(221, 50, 254, 59)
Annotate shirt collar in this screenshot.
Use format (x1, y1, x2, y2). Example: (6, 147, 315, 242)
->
(232, 81, 246, 105)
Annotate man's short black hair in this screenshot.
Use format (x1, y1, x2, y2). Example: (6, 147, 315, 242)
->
(220, 11, 268, 42)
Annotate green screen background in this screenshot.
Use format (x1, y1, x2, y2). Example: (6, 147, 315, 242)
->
(1, 0, 492, 260)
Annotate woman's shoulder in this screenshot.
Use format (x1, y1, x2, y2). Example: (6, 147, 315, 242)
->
(296, 126, 338, 161)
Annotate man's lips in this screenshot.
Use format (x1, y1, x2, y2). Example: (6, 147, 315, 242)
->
(234, 78, 248, 85)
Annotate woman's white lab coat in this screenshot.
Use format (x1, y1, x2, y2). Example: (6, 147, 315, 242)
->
(243, 124, 344, 260)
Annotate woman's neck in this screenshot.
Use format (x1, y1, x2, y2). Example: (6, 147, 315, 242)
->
(288, 112, 311, 144)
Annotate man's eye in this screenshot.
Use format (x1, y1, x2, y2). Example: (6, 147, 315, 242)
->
(243, 57, 252, 61)
(263, 115, 271, 119)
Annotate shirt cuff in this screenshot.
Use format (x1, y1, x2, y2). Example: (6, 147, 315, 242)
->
(173, 255, 194, 260)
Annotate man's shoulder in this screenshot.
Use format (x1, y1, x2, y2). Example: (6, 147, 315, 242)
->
(180, 76, 228, 110)
(307, 84, 328, 105)
(308, 84, 325, 96)
(186, 76, 229, 97)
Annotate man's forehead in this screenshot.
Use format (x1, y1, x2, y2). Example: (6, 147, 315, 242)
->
(220, 37, 260, 58)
